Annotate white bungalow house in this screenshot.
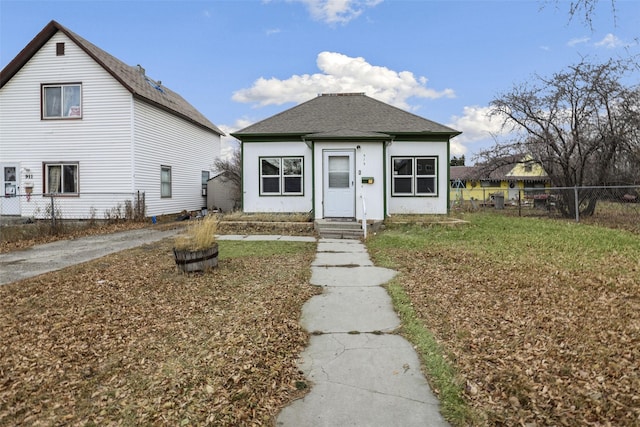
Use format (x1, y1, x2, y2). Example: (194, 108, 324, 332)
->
(0, 20, 223, 219)
(232, 93, 461, 222)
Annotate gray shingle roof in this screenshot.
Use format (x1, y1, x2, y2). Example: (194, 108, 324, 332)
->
(0, 21, 223, 135)
(232, 93, 460, 139)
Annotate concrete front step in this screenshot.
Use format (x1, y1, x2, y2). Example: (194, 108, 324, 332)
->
(318, 230, 364, 240)
(315, 220, 364, 240)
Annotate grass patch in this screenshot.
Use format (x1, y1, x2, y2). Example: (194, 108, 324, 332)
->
(385, 280, 477, 425)
(368, 212, 640, 426)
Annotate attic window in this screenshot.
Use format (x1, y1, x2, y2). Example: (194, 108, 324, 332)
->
(56, 43, 65, 56)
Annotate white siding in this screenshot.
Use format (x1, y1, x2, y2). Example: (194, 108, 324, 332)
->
(0, 31, 221, 219)
(387, 141, 449, 215)
(242, 141, 313, 213)
(312, 142, 385, 221)
(133, 100, 220, 216)
(0, 32, 133, 219)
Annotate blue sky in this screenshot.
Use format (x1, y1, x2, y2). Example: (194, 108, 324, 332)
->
(1, 0, 639, 163)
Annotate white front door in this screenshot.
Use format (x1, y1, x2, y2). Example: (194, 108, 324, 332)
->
(323, 150, 355, 218)
(1, 164, 20, 215)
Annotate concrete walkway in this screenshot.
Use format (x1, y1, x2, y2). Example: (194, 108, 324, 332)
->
(277, 238, 449, 427)
(0, 227, 182, 286)
(0, 229, 315, 286)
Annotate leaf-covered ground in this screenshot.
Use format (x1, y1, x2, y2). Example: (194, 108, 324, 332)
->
(0, 239, 319, 426)
(369, 215, 640, 426)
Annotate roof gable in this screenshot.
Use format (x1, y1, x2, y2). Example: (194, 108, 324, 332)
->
(0, 20, 223, 135)
(232, 93, 460, 139)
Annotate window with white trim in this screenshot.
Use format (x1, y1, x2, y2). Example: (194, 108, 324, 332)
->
(161, 165, 172, 198)
(392, 156, 438, 196)
(45, 162, 78, 194)
(260, 157, 303, 196)
(42, 83, 82, 119)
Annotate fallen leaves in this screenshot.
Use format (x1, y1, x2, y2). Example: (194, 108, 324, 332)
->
(0, 239, 320, 426)
(372, 242, 640, 426)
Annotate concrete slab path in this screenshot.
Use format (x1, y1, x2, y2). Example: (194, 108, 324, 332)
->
(0, 227, 181, 285)
(277, 238, 449, 426)
(0, 231, 316, 286)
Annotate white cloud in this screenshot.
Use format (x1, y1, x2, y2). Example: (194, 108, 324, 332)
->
(567, 36, 590, 47)
(447, 105, 507, 157)
(289, 0, 383, 25)
(266, 28, 281, 35)
(595, 33, 623, 49)
(232, 51, 455, 110)
(218, 120, 249, 161)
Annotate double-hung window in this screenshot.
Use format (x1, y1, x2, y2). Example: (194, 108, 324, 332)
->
(161, 165, 172, 198)
(42, 83, 82, 119)
(45, 162, 78, 194)
(392, 156, 438, 196)
(260, 157, 303, 196)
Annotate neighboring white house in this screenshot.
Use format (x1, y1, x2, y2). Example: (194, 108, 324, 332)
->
(231, 93, 461, 221)
(0, 20, 223, 219)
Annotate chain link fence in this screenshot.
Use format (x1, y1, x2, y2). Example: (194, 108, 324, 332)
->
(1, 192, 146, 232)
(450, 185, 640, 232)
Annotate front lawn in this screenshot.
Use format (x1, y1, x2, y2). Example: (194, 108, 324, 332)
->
(0, 240, 319, 425)
(368, 213, 640, 426)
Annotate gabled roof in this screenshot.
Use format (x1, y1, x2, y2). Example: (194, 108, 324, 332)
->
(0, 20, 223, 135)
(232, 93, 460, 140)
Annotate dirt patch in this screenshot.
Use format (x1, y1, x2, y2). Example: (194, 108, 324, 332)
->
(218, 221, 315, 236)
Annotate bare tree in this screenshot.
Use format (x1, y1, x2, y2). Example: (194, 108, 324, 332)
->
(212, 147, 242, 210)
(487, 58, 640, 217)
(545, 0, 617, 28)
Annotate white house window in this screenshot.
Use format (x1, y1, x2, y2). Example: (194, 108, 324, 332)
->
(161, 165, 172, 198)
(260, 157, 303, 196)
(42, 83, 82, 119)
(45, 162, 78, 194)
(392, 156, 438, 196)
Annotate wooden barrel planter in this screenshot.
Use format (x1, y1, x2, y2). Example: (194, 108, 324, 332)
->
(173, 243, 219, 273)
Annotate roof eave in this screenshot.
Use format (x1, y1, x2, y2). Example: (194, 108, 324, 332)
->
(1, 20, 59, 88)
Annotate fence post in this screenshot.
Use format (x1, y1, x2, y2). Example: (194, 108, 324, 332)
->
(574, 186, 579, 222)
(518, 190, 522, 217)
(50, 193, 56, 231)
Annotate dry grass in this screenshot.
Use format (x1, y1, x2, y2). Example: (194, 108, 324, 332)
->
(369, 213, 640, 426)
(220, 212, 312, 223)
(0, 239, 319, 426)
(173, 215, 218, 251)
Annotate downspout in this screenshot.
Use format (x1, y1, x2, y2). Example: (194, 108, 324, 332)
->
(240, 141, 244, 212)
(302, 137, 315, 219)
(446, 136, 451, 215)
(383, 138, 393, 218)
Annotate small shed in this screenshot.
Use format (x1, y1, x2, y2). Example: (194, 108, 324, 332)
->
(207, 173, 240, 213)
